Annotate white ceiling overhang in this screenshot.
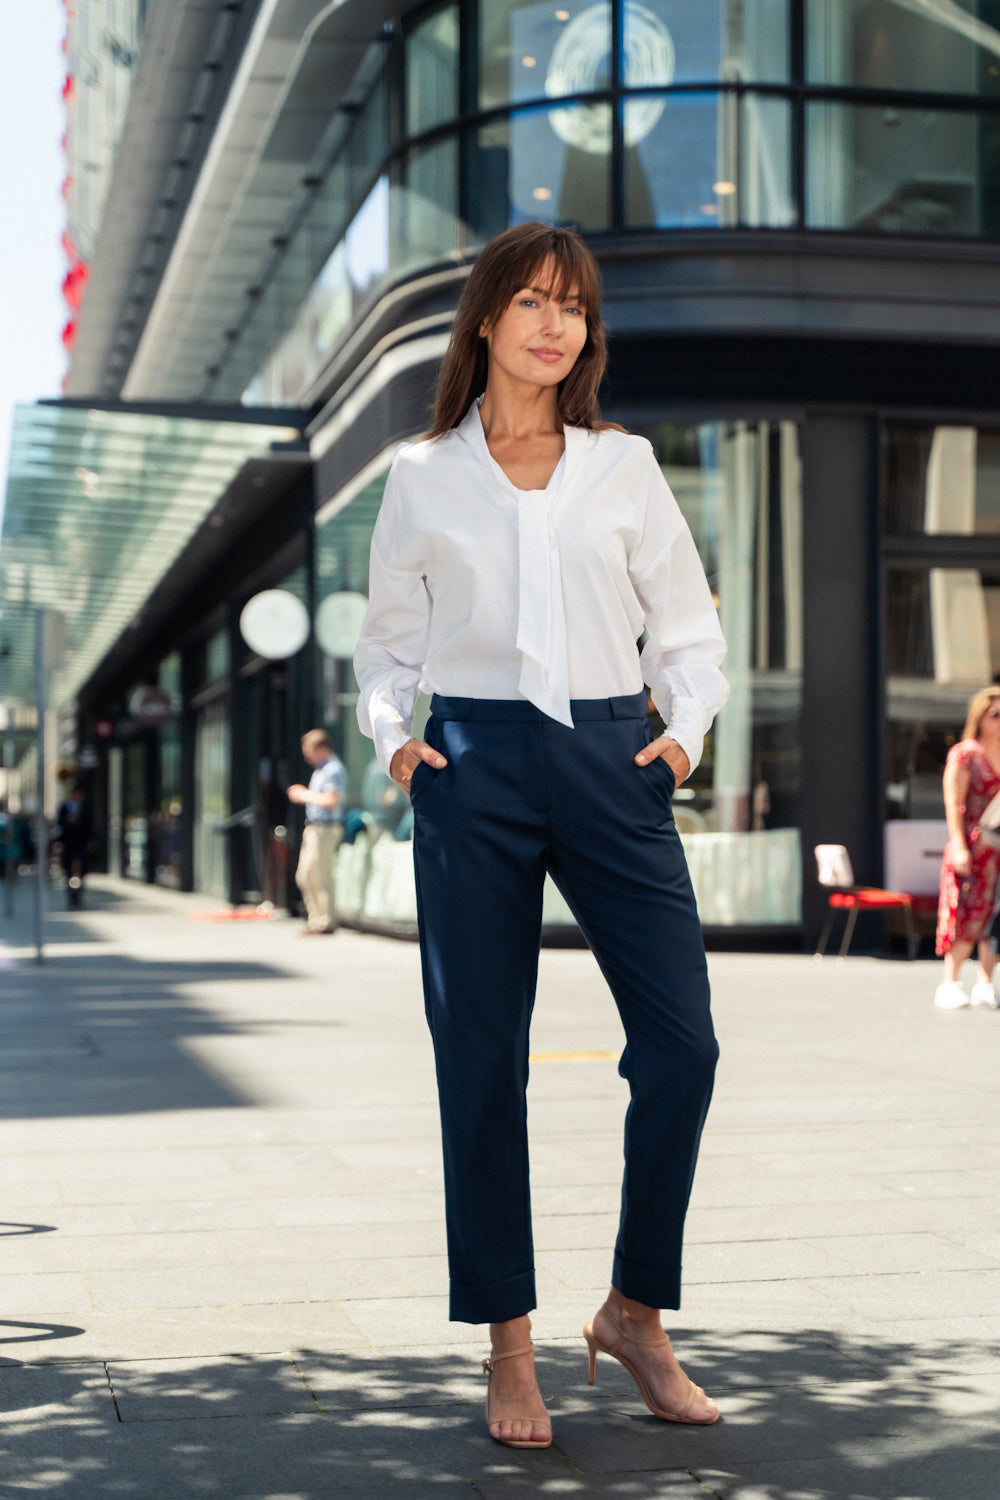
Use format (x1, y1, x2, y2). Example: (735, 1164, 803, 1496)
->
(66, 0, 405, 405)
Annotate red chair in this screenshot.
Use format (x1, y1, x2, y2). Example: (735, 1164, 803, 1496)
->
(814, 844, 921, 959)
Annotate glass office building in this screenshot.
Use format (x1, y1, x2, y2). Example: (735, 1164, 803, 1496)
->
(4, 0, 999, 941)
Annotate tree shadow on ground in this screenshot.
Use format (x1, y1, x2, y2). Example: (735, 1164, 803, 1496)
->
(0, 1330, 998, 1498)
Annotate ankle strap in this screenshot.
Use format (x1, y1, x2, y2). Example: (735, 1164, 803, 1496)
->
(483, 1342, 533, 1372)
(604, 1305, 668, 1348)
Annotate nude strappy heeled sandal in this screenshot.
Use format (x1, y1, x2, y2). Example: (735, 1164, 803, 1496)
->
(583, 1304, 719, 1425)
(482, 1342, 553, 1449)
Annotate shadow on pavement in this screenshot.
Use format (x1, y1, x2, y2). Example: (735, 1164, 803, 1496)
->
(0, 1334, 997, 1498)
(0, 877, 221, 952)
(0, 941, 304, 1118)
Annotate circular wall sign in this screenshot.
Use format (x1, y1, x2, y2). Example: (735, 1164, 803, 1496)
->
(239, 589, 310, 659)
(546, 1, 674, 153)
(315, 591, 369, 659)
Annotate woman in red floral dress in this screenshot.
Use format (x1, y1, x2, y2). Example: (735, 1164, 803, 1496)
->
(935, 686, 1000, 1009)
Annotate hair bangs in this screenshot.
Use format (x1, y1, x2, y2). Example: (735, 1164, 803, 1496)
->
(486, 229, 600, 327)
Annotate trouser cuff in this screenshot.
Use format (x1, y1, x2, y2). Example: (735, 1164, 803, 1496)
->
(449, 1268, 536, 1325)
(613, 1251, 681, 1312)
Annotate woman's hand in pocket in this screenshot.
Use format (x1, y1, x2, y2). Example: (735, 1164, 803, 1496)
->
(390, 739, 448, 798)
(634, 736, 690, 786)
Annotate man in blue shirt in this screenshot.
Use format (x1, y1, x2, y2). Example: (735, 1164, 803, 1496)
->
(287, 729, 346, 934)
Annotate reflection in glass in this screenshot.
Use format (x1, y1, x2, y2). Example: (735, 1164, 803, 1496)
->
(152, 651, 183, 889)
(478, 0, 612, 112)
(316, 471, 392, 809)
(807, 101, 982, 235)
(471, 107, 611, 239)
(123, 742, 148, 881)
(392, 139, 459, 273)
(629, 0, 790, 83)
(885, 566, 1000, 820)
(406, 5, 459, 136)
(635, 419, 803, 925)
(884, 424, 1000, 535)
(193, 699, 230, 899)
(807, 0, 1000, 97)
(625, 93, 793, 228)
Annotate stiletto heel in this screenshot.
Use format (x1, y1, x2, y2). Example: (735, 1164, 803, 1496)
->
(582, 1303, 719, 1425)
(482, 1342, 552, 1449)
(584, 1327, 598, 1385)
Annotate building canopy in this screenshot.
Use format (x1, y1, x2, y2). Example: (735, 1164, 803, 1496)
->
(0, 402, 304, 711)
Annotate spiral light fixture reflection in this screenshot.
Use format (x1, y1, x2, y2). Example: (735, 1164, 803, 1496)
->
(546, 1, 675, 154)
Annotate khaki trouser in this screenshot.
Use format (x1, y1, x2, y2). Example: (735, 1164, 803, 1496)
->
(295, 822, 343, 931)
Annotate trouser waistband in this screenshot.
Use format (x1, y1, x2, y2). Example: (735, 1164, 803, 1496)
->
(428, 690, 648, 723)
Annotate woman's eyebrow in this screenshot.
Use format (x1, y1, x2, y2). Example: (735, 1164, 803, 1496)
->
(527, 285, 583, 300)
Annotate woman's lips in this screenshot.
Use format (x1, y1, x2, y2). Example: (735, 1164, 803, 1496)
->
(530, 348, 563, 363)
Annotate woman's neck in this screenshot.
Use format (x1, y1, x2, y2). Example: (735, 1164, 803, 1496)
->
(478, 376, 561, 443)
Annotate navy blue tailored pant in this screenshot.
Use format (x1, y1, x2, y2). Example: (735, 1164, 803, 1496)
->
(410, 691, 718, 1325)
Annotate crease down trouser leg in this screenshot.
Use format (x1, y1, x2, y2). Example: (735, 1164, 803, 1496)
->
(412, 711, 548, 1324)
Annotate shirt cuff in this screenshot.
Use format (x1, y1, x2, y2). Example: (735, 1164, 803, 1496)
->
(653, 695, 705, 777)
(374, 722, 411, 778)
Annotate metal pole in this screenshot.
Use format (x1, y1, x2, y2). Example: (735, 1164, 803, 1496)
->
(34, 610, 46, 963)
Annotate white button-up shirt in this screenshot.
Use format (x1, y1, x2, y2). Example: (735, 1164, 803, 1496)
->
(354, 403, 728, 775)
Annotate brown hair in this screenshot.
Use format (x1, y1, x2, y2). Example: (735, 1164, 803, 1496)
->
(301, 729, 332, 753)
(426, 222, 612, 439)
(962, 686, 1000, 741)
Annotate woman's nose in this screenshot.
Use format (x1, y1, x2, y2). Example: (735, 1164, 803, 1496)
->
(540, 303, 563, 334)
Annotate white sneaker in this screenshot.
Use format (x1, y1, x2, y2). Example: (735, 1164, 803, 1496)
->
(970, 980, 999, 1009)
(934, 982, 970, 1010)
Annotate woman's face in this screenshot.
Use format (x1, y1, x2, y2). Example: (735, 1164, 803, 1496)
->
(482, 259, 588, 393)
(979, 700, 1000, 747)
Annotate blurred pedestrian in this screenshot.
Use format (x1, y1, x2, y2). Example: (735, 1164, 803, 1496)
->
(354, 222, 727, 1448)
(935, 686, 1000, 1009)
(287, 729, 345, 934)
(56, 785, 94, 908)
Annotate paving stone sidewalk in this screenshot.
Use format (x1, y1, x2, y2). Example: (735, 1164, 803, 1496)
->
(1, 873, 998, 1499)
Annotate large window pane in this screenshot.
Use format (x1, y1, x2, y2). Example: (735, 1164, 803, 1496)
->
(152, 652, 182, 889)
(193, 697, 230, 899)
(625, 92, 794, 228)
(406, 5, 459, 136)
(807, 0, 1000, 97)
(885, 565, 1000, 821)
(807, 101, 983, 234)
(884, 424, 1000, 535)
(479, 0, 612, 111)
(470, 106, 611, 239)
(349, 74, 389, 199)
(628, 0, 790, 84)
(317, 472, 392, 813)
(391, 137, 459, 274)
(634, 419, 803, 926)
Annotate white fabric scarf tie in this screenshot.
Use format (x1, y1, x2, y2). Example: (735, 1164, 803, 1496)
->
(515, 479, 574, 727)
(461, 403, 589, 729)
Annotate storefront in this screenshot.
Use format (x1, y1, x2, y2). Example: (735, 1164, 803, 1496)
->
(5, 0, 1000, 945)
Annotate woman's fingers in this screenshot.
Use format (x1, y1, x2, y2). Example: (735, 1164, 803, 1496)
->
(634, 737, 690, 785)
(390, 739, 448, 794)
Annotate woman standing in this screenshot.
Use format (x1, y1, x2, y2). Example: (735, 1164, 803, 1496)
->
(354, 223, 728, 1446)
(935, 686, 1000, 1010)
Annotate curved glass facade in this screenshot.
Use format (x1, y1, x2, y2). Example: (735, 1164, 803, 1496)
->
(236, 0, 1000, 404)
